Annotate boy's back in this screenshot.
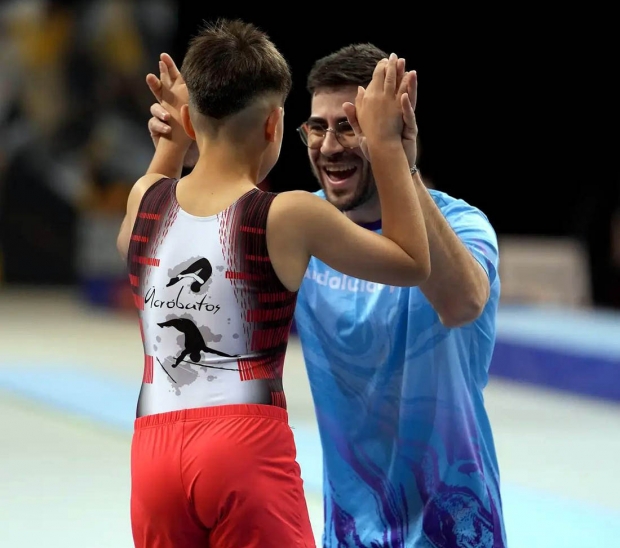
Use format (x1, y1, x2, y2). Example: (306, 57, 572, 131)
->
(129, 178, 294, 417)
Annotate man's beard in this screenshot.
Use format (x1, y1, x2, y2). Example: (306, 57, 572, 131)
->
(311, 161, 377, 212)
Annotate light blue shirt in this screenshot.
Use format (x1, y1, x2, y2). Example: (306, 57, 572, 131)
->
(294, 189, 506, 548)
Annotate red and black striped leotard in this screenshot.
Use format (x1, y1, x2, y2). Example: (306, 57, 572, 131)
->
(127, 178, 297, 418)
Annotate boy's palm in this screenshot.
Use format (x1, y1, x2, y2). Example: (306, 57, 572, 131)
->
(343, 56, 418, 166)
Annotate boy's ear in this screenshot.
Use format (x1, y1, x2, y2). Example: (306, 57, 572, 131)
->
(181, 105, 196, 140)
(264, 107, 283, 143)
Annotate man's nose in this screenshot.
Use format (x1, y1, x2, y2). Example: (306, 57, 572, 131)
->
(320, 129, 344, 155)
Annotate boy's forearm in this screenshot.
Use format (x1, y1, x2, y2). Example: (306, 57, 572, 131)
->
(368, 141, 429, 269)
(147, 138, 188, 180)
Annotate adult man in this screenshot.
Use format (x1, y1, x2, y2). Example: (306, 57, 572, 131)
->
(147, 42, 505, 548)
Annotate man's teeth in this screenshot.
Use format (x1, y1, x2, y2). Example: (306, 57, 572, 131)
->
(325, 166, 355, 173)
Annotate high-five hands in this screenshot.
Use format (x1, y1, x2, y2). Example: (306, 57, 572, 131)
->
(342, 53, 418, 168)
(146, 53, 199, 167)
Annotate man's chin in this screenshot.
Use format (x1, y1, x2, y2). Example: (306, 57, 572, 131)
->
(314, 168, 372, 211)
(323, 187, 357, 211)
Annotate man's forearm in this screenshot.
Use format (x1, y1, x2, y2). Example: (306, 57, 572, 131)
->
(414, 174, 489, 326)
(147, 138, 188, 180)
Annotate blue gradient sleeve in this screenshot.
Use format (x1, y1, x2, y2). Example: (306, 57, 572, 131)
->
(444, 200, 499, 285)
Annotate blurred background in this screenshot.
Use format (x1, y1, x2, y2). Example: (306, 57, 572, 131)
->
(0, 1, 618, 547)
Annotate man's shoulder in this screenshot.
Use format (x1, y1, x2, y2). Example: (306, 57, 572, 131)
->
(428, 189, 493, 227)
(428, 188, 475, 211)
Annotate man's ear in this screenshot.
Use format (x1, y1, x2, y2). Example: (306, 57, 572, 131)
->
(181, 105, 196, 140)
(264, 107, 283, 143)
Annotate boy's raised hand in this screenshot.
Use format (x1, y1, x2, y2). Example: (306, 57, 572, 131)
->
(146, 54, 198, 166)
(358, 54, 402, 143)
(343, 54, 418, 167)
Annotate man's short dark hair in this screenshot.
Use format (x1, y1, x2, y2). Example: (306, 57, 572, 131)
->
(306, 43, 389, 94)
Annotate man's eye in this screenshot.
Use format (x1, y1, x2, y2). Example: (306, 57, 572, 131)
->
(338, 123, 355, 136)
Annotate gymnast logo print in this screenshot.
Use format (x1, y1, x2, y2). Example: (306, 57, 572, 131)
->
(158, 318, 238, 368)
(167, 257, 212, 293)
(144, 256, 221, 314)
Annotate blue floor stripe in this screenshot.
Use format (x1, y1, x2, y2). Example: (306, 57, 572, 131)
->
(496, 305, 620, 358)
(490, 307, 620, 402)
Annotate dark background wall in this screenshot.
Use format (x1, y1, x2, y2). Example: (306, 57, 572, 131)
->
(0, 1, 616, 307)
(172, 5, 618, 307)
(173, 6, 559, 234)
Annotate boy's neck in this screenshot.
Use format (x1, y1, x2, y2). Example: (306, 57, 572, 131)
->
(189, 141, 262, 187)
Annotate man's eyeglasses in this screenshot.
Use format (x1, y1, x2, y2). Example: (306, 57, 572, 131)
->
(296, 121, 358, 150)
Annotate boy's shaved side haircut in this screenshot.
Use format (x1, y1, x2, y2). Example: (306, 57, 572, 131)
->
(181, 18, 293, 121)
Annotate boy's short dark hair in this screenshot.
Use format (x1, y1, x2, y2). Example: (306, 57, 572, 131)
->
(181, 18, 292, 120)
(306, 43, 389, 94)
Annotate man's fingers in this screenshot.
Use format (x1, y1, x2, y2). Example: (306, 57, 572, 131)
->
(371, 58, 388, 88)
(355, 85, 366, 108)
(160, 52, 181, 80)
(396, 57, 406, 91)
(146, 73, 162, 102)
(383, 53, 398, 93)
(407, 70, 418, 112)
(159, 60, 171, 88)
(148, 116, 171, 136)
(397, 67, 411, 97)
(401, 93, 416, 129)
(342, 102, 362, 136)
(149, 102, 170, 122)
